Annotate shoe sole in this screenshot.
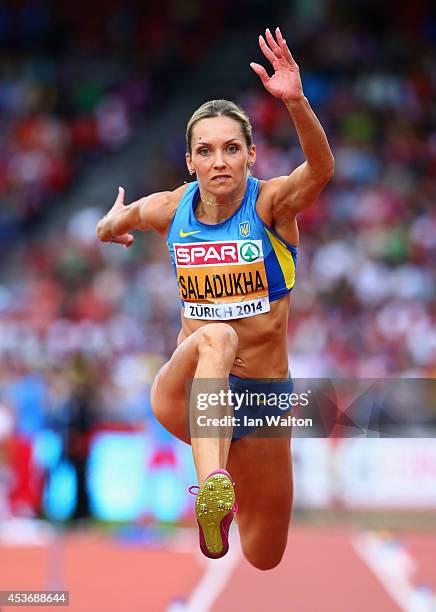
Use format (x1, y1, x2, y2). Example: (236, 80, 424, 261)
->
(195, 473, 235, 557)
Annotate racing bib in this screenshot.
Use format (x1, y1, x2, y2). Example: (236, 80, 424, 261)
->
(174, 240, 270, 320)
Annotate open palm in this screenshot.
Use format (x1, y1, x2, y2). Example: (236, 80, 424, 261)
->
(250, 27, 303, 102)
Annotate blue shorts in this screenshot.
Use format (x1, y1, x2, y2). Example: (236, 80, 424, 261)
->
(229, 374, 294, 440)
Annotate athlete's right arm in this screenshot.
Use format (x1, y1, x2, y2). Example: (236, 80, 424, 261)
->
(96, 184, 187, 246)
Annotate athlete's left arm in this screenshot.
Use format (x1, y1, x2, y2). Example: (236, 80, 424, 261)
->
(251, 27, 334, 216)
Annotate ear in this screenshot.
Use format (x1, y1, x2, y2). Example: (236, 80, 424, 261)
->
(247, 144, 256, 168)
(185, 152, 194, 175)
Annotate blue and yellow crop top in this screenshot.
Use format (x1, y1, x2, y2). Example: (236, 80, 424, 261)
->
(166, 176, 298, 321)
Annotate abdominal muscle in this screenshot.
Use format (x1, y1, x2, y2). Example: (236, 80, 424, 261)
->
(177, 293, 292, 379)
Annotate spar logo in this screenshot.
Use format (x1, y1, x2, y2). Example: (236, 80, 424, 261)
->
(175, 242, 238, 266)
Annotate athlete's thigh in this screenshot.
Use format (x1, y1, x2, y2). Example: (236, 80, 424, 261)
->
(227, 436, 293, 552)
(151, 322, 238, 444)
(150, 332, 201, 444)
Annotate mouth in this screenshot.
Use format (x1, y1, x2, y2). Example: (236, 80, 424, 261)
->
(212, 175, 231, 181)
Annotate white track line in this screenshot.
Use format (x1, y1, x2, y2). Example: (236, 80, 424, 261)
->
(352, 531, 435, 612)
(166, 527, 242, 612)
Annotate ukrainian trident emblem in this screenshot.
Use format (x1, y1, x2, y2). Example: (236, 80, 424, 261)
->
(239, 221, 250, 237)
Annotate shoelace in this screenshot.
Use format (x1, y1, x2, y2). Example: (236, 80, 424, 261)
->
(188, 484, 238, 513)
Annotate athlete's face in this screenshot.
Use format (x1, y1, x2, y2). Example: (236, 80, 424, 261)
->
(186, 116, 256, 195)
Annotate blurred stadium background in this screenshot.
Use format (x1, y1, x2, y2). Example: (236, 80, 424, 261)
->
(0, 0, 435, 610)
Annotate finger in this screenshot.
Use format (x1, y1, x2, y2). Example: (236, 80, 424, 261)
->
(112, 186, 125, 209)
(275, 26, 284, 44)
(281, 38, 296, 65)
(250, 62, 270, 86)
(276, 27, 296, 64)
(265, 28, 283, 58)
(258, 35, 277, 65)
(111, 233, 133, 245)
(123, 234, 134, 248)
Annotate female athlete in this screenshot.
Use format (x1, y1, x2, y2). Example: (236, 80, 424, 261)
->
(96, 27, 334, 570)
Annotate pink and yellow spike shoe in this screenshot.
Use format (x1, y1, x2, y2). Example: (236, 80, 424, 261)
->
(188, 469, 237, 559)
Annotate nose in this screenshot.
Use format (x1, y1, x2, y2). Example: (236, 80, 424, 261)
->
(213, 153, 226, 168)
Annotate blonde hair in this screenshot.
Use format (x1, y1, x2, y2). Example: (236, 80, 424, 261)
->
(186, 99, 253, 155)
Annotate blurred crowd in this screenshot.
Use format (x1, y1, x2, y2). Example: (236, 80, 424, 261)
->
(0, 2, 435, 519)
(0, 0, 240, 239)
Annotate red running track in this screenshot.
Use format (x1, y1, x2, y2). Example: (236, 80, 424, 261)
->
(0, 526, 435, 611)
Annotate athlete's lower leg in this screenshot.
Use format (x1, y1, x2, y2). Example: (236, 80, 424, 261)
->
(190, 323, 238, 484)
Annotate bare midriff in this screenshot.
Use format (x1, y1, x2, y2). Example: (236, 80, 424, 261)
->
(177, 293, 291, 379)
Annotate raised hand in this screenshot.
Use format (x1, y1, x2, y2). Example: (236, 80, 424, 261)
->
(250, 27, 303, 103)
(96, 186, 135, 247)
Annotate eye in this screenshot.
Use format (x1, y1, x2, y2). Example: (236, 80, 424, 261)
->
(227, 144, 239, 153)
(198, 147, 209, 156)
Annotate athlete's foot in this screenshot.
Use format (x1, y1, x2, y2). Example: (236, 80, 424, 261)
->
(189, 469, 237, 559)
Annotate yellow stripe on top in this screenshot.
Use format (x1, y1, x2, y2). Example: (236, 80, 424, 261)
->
(264, 228, 296, 290)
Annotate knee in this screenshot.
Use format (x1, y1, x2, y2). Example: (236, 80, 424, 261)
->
(240, 523, 289, 571)
(197, 323, 238, 361)
(244, 547, 286, 571)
